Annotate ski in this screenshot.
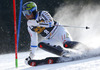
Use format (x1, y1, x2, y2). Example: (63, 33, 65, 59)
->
(28, 56, 74, 66)
(27, 41, 89, 67)
(28, 57, 60, 66)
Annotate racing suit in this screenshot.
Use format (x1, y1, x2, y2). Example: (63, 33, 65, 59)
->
(27, 11, 72, 59)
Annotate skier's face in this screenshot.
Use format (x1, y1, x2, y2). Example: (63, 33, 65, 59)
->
(25, 13, 34, 20)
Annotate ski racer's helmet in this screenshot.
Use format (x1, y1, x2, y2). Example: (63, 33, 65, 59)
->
(22, 1, 37, 19)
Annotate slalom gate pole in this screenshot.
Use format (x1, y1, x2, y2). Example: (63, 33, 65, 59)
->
(17, 0, 23, 51)
(13, 0, 18, 68)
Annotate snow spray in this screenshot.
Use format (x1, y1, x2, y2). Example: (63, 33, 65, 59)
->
(54, 4, 100, 56)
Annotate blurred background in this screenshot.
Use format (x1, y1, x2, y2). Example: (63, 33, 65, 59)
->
(0, 0, 100, 54)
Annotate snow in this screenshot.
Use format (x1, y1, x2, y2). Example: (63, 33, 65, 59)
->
(0, 50, 100, 70)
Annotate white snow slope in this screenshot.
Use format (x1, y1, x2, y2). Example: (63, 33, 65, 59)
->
(0, 50, 100, 70)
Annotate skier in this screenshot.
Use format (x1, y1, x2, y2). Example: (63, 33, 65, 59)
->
(22, 1, 76, 65)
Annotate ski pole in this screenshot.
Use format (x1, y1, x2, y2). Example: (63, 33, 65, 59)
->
(56, 25, 90, 29)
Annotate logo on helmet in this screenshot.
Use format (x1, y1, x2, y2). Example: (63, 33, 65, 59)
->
(23, 2, 37, 11)
(26, 3, 35, 10)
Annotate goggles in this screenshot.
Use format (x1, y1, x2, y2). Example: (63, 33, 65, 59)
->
(22, 7, 37, 16)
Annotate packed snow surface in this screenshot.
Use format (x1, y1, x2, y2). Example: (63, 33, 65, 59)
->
(0, 50, 100, 70)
